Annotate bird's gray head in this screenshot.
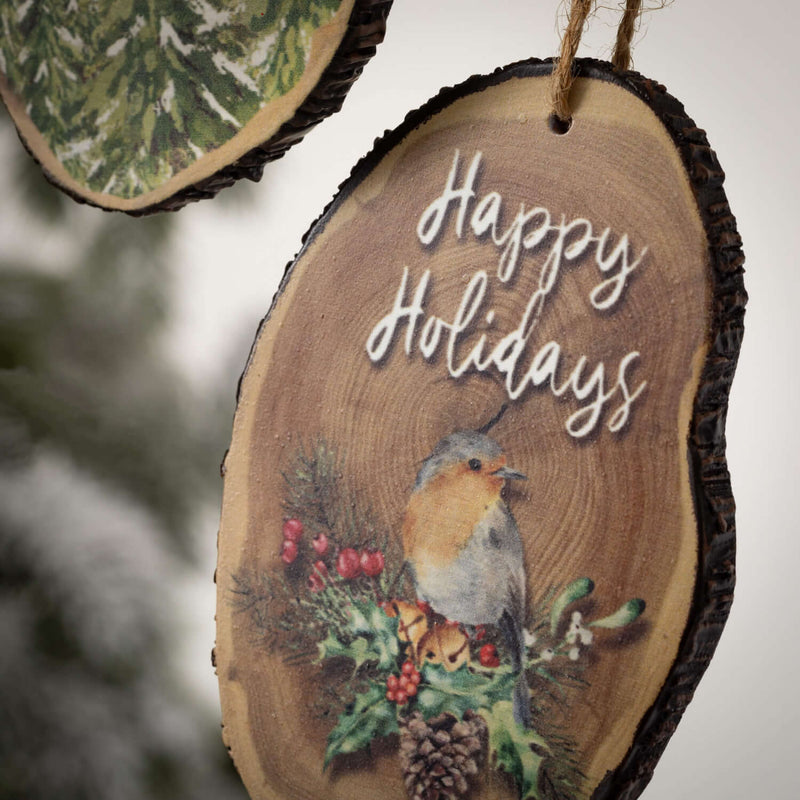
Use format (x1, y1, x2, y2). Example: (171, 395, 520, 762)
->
(413, 431, 526, 490)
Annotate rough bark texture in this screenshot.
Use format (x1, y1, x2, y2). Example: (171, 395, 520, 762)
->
(581, 60, 746, 800)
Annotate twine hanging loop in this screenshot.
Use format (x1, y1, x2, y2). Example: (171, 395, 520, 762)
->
(550, 0, 643, 129)
(612, 0, 643, 71)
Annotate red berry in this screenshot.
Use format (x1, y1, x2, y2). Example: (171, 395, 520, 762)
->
(386, 689, 396, 702)
(479, 643, 500, 668)
(359, 548, 385, 577)
(282, 518, 303, 542)
(280, 539, 298, 564)
(307, 572, 324, 593)
(313, 560, 328, 578)
(408, 671, 421, 685)
(395, 689, 407, 705)
(404, 682, 418, 698)
(312, 532, 329, 555)
(386, 675, 399, 691)
(401, 661, 415, 676)
(336, 548, 361, 579)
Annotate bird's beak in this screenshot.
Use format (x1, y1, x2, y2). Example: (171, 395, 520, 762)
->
(491, 465, 526, 481)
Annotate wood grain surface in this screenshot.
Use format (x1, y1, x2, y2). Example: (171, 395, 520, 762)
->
(216, 59, 744, 800)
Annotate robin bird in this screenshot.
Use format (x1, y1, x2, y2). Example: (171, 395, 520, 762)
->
(402, 430, 531, 728)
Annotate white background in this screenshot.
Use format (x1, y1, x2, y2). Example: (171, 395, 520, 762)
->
(170, 1, 799, 797)
(8, 1, 799, 798)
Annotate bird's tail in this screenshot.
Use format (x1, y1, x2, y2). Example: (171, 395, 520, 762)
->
(500, 610, 531, 729)
(512, 672, 531, 729)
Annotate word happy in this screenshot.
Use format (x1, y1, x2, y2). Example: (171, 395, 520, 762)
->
(366, 150, 648, 438)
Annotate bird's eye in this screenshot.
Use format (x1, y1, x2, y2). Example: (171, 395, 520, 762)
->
(468, 458, 482, 471)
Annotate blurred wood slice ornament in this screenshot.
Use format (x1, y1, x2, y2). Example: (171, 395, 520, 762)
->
(0, 0, 391, 215)
(215, 58, 745, 800)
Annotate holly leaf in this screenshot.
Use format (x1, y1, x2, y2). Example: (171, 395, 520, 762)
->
(316, 600, 400, 672)
(484, 702, 550, 800)
(316, 631, 372, 670)
(415, 663, 518, 720)
(323, 682, 399, 768)
(344, 600, 400, 670)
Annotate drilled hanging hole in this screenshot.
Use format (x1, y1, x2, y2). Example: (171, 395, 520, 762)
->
(548, 113, 573, 135)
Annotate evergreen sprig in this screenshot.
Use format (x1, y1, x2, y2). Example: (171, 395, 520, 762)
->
(280, 438, 410, 598)
(281, 439, 345, 538)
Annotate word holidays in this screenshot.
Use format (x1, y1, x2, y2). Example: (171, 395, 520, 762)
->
(366, 150, 648, 439)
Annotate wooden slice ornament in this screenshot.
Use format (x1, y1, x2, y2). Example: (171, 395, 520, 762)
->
(0, 0, 391, 214)
(216, 4, 745, 800)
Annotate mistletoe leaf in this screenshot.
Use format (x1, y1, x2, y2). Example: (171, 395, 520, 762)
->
(550, 578, 594, 636)
(590, 598, 646, 629)
(323, 683, 398, 768)
(484, 702, 550, 800)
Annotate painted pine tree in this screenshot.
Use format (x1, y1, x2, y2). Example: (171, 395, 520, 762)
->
(0, 0, 343, 198)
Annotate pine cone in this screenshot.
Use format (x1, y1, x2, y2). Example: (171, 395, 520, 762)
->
(399, 710, 487, 800)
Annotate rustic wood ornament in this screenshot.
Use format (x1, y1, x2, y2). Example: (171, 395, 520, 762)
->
(215, 8, 745, 800)
(0, 0, 391, 215)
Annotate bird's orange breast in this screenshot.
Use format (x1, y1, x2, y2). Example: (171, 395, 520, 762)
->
(402, 463, 504, 570)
